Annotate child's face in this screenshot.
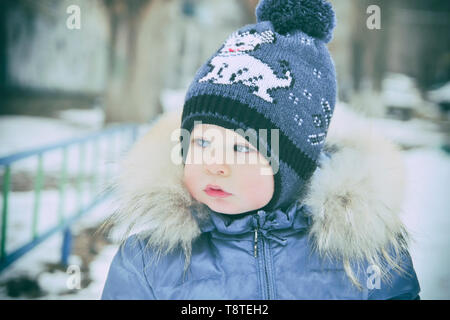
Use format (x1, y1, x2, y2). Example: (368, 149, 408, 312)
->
(183, 124, 274, 214)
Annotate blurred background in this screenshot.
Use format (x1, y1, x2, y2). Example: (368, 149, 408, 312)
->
(0, 0, 448, 299)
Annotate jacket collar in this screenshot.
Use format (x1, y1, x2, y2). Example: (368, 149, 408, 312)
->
(104, 105, 410, 287)
(195, 199, 312, 245)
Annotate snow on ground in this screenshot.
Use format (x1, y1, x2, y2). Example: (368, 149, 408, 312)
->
(0, 110, 129, 299)
(56, 107, 105, 130)
(0, 114, 132, 180)
(5, 187, 105, 255)
(369, 117, 446, 149)
(364, 110, 450, 299)
(0, 108, 449, 299)
(33, 197, 120, 300)
(401, 148, 450, 299)
(0, 115, 92, 158)
(0, 196, 119, 299)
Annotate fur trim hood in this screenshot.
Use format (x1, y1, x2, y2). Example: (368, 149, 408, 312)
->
(103, 105, 410, 287)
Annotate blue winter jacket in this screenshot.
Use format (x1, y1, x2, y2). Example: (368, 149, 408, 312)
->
(100, 110, 421, 300)
(101, 201, 419, 300)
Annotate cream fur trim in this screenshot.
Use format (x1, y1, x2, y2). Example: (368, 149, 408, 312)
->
(102, 105, 410, 287)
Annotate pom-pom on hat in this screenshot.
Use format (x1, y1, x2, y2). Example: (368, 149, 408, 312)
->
(180, 0, 338, 212)
(255, 0, 336, 42)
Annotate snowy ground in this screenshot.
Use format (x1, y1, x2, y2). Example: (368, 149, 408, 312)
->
(401, 148, 450, 299)
(0, 197, 119, 299)
(0, 108, 449, 299)
(0, 111, 134, 299)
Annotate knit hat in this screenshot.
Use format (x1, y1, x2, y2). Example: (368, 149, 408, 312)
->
(180, 0, 337, 212)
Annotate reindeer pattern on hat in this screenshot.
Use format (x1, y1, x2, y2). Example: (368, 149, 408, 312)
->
(199, 30, 293, 103)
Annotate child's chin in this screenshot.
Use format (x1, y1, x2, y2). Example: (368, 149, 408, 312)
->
(206, 201, 244, 215)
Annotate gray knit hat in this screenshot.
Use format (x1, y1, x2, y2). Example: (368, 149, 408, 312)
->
(180, 0, 337, 212)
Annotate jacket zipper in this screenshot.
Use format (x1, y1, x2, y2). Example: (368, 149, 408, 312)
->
(253, 228, 258, 258)
(254, 228, 271, 299)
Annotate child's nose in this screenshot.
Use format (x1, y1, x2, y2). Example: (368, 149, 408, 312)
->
(205, 163, 230, 177)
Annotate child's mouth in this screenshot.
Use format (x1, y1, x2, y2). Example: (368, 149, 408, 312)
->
(204, 184, 232, 198)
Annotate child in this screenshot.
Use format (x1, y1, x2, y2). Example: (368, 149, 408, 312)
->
(101, 0, 420, 299)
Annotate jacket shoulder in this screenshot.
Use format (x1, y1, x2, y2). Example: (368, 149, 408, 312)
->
(101, 235, 157, 299)
(367, 247, 421, 300)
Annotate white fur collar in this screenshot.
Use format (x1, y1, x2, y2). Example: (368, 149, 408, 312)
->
(103, 105, 410, 288)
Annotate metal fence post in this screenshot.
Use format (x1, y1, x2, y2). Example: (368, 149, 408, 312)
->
(61, 227, 72, 267)
(1, 165, 11, 262)
(32, 153, 44, 239)
(58, 146, 68, 224)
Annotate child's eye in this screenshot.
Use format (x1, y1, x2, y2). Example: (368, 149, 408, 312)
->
(193, 138, 210, 148)
(192, 138, 254, 153)
(234, 144, 254, 153)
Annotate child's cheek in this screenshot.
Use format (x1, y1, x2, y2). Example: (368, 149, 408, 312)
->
(238, 164, 274, 207)
(183, 165, 201, 199)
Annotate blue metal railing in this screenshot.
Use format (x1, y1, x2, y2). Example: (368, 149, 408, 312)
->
(0, 123, 139, 272)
